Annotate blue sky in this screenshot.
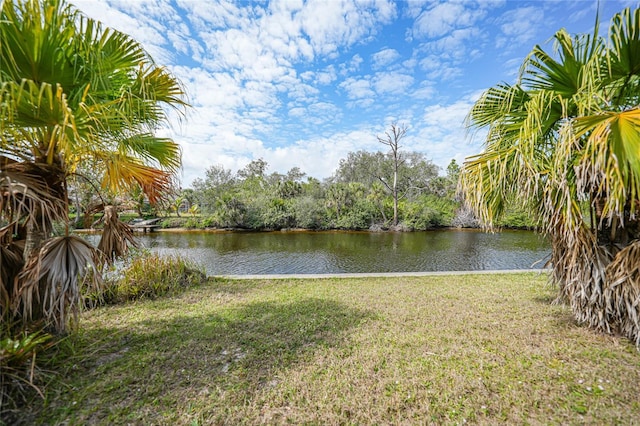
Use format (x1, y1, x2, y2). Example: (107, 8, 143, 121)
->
(74, 0, 637, 186)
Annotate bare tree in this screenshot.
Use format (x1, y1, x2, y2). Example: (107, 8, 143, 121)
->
(377, 123, 408, 226)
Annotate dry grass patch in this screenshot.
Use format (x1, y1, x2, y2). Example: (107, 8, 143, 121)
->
(20, 273, 640, 425)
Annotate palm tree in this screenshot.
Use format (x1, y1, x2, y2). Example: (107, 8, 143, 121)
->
(0, 0, 187, 331)
(461, 7, 640, 345)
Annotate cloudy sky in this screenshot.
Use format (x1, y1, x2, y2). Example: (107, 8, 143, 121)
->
(74, 0, 636, 186)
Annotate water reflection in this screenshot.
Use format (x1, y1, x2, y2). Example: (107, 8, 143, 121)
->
(81, 229, 549, 275)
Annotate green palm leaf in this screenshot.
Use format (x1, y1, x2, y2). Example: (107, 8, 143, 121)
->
(1, 0, 188, 332)
(463, 6, 640, 346)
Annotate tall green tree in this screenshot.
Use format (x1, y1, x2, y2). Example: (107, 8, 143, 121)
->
(192, 164, 236, 213)
(333, 142, 438, 227)
(0, 0, 186, 331)
(461, 7, 640, 345)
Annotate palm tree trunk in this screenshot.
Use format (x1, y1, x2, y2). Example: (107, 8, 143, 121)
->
(23, 207, 49, 261)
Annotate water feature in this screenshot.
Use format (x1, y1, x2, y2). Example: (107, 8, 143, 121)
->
(85, 229, 549, 275)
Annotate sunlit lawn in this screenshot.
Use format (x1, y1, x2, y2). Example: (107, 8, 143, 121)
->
(32, 273, 640, 425)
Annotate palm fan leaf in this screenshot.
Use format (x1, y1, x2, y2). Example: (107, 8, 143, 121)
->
(99, 153, 174, 204)
(573, 108, 640, 220)
(116, 133, 182, 171)
(97, 205, 137, 262)
(607, 7, 640, 103)
(13, 236, 103, 332)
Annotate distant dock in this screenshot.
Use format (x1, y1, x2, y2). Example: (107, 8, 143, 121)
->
(130, 218, 162, 233)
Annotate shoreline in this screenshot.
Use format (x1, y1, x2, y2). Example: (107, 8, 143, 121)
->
(214, 269, 551, 280)
(74, 225, 538, 234)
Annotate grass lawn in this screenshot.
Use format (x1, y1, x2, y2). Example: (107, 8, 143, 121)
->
(29, 273, 640, 425)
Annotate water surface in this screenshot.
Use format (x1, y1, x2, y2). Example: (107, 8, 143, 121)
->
(98, 229, 549, 275)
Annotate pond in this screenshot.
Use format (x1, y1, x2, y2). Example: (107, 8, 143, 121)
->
(87, 229, 550, 275)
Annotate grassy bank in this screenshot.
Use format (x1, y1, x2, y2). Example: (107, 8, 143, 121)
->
(27, 273, 640, 424)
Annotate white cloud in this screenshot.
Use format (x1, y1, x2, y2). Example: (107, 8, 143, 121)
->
(410, 81, 437, 100)
(419, 55, 461, 82)
(175, 0, 249, 30)
(178, 128, 382, 185)
(495, 6, 545, 50)
(412, 1, 480, 39)
(339, 54, 364, 75)
(405, 97, 481, 168)
(315, 65, 338, 85)
(298, 0, 396, 55)
(339, 77, 375, 100)
(431, 28, 482, 59)
(373, 72, 414, 95)
(372, 48, 401, 69)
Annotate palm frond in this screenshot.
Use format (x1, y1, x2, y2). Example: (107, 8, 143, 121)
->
(604, 240, 640, 346)
(0, 156, 67, 225)
(13, 236, 103, 332)
(0, 223, 24, 318)
(116, 133, 182, 172)
(609, 8, 640, 81)
(97, 205, 138, 262)
(0, 0, 79, 87)
(99, 153, 173, 204)
(573, 108, 640, 220)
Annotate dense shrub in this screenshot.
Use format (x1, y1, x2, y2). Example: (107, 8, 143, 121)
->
(201, 215, 218, 228)
(160, 217, 187, 228)
(183, 217, 203, 229)
(400, 205, 440, 230)
(292, 196, 326, 229)
(100, 251, 207, 303)
(495, 207, 537, 229)
(400, 196, 458, 230)
(333, 200, 376, 230)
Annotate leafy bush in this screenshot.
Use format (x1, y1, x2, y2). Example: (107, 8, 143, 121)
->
(334, 200, 375, 230)
(401, 195, 459, 229)
(201, 215, 218, 228)
(400, 205, 439, 230)
(292, 196, 326, 229)
(1, 325, 53, 416)
(495, 207, 537, 229)
(101, 251, 207, 303)
(160, 217, 187, 228)
(184, 217, 204, 229)
(261, 198, 296, 229)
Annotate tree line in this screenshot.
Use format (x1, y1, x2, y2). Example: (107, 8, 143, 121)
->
(67, 123, 534, 231)
(168, 128, 533, 231)
(181, 156, 460, 231)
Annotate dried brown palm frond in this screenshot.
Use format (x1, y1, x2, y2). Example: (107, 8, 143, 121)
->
(549, 224, 612, 332)
(97, 205, 138, 262)
(0, 157, 67, 225)
(604, 240, 640, 346)
(13, 236, 103, 332)
(0, 223, 25, 317)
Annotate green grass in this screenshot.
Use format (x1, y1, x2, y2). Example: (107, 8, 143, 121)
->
(25, 273, 640, 425)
